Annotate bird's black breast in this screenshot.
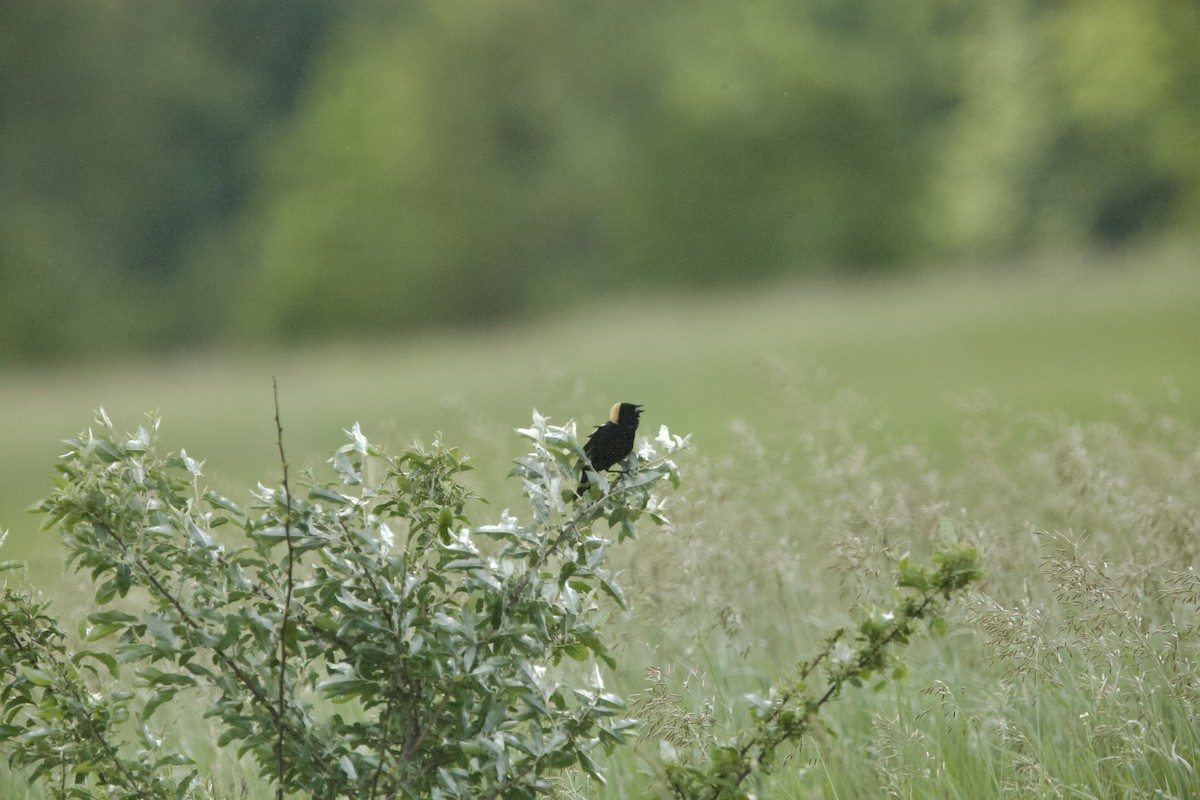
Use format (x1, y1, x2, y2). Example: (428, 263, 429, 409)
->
(583, 421, 636, 472)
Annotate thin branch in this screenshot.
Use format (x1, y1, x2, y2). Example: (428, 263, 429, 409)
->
(0, 617, 30, 658)
(273, 377, 296, 800)
(711, 593, 944, 800)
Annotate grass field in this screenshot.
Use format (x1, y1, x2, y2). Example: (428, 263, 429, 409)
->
(3, 242, 1196, 569)
(2, 242, 1199, 796)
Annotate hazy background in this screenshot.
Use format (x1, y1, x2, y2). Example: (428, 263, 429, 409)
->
(1, 0, 1198, 572)
(3, 0, 1197, 359)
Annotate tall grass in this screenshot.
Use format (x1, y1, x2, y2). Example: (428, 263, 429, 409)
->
(587, 375, 1200, 798)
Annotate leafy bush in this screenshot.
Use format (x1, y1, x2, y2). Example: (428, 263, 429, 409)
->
(2, 408, 684, 798)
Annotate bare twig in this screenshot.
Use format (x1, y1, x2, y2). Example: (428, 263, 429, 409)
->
(273, 378, 296, 800)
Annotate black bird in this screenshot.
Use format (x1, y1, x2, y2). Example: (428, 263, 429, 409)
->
(577, 402, 643, 495)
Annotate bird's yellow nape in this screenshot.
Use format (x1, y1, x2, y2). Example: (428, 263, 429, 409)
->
(609, 402, 621, 423)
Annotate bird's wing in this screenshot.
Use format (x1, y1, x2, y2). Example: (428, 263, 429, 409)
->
(582, 424, 605, 458)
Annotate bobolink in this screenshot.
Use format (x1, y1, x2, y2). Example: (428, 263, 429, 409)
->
(577, 402, 643, 495)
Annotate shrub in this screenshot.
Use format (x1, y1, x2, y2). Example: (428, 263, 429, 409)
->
(1, 407, 683, 799)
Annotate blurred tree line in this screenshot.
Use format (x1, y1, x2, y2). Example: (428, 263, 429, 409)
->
(2, 0, 1197, 361)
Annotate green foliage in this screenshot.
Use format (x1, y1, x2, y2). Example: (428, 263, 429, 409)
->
(1, 409, 685, 798)
(0, 2, 338, 360)
(3, 1, 1200, 357)
(922, 0, 1200, 256)
(211, 0, 1200, 337)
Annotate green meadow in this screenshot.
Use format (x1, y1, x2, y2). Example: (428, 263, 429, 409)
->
(2, 244, 1195, 549)
(2, 243, 1199, 796)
